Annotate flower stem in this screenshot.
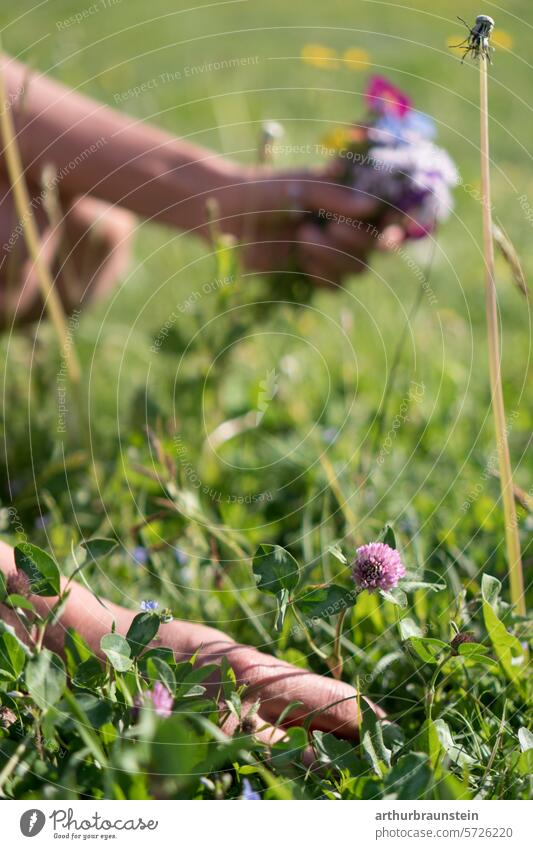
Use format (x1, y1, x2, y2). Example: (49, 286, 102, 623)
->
(479, 55, 525, 616)
(426, 655, 448, 722)
(291, 606, 329, 661)
(330, 608, 347, 680)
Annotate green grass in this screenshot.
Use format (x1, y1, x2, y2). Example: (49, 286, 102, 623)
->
(0, 0, 531, 800)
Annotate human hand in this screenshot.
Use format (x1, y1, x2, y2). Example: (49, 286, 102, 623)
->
(216, 164, 406, 287)
(214, 643, 384, 745)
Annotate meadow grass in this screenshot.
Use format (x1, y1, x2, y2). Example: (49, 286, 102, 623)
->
(0, 0, 530, 800)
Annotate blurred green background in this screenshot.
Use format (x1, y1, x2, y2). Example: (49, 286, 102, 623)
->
(0, 0, 530, 617)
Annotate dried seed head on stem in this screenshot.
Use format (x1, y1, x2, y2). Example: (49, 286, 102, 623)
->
(475, 20, 525, 616)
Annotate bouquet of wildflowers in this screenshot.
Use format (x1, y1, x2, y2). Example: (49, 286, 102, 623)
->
(323, 75, 459, 238)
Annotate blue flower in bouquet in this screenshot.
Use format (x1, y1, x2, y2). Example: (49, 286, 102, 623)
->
(370, 111, 436, 146)
(340, 75, 459, 237)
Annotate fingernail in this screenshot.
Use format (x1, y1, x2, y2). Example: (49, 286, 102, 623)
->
(380, 224, 405, 251)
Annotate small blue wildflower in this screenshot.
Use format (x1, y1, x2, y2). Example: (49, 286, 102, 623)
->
(241, 778, 261, 800)
(34, 514, 51, 530)
(140, 600, 159, 612)
(132, 546, 149, 565)
(322, 427, 339, 445)
(174, 547, 189, 566)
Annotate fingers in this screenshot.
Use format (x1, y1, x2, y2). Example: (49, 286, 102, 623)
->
(256, 167, 381, 220)
(220, 700, 317, 769)
(238, 652, 384, 740)
(301, 178, 381, 221)
(296, 222, 370, 287)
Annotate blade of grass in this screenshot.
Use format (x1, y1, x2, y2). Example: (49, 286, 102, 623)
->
(0, 47, 81, 388)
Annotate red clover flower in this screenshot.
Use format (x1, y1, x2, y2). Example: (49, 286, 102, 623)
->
(352, 542, 406, 592)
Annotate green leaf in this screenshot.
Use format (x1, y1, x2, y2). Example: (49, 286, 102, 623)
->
(482, 572, 501, 608)
(433, 719, 475, 767)
(152, 715, 207, 784)
(80, 538, 117, 562)
(4, 594, 35, 611)
(295, 584, 358, 620)
(423, 719, 443, 770)
(408, 637, 449, 664)
(434, 770, 472, 800)
(313, 730, 363, 773)
(270, 727, 308, 770)
(380, 587, 407, 608)
(61, 690, 109, 766)
(252, 544, 300, 596)
(126, 612, 160, 658)
(100, 633, 133, 672)
(14, 543, 60, 596)
(253, 545, 300, 632)
(400, 580, 445, 592)
(146, 657, 176, 694)
(327, 544, 347, 565)
(482, 574, 525, 685)
(385, 753, 432, 799)
(274, 587, 290, 632)
(218, 656, 237, 700)
(398, 617, 423, 640)
(0, 632, 26, 680)
(517, 728, 533, 776)
(72, 656, 106, 690)
(458, 642, 489, 656)
(25, 649, 66, 710)
(518, 727, 533, 752)
(0, 570, 6, 602)
(361, 703, 391, 777)
(382, 524, 397, 549)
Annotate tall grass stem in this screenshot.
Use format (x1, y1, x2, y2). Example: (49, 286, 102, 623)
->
(0, 52, 82, 388)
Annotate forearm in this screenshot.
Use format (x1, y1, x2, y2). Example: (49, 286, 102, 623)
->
(0, 55, 248, 236)
(0, 540, 235, 663)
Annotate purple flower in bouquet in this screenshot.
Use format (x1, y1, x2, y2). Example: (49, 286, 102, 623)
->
(364, 141, 459, 235)
(149, 681, 173, 718)
(352, 542, 405, 592)
(339, 76, 459, 237)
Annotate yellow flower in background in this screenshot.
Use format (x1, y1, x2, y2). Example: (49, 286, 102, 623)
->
(343, 48, 371, 69)
(301, 43, 339, 69)
(320, 127, 351, 150)
(446, 35, 465, 56)
(492, 29, 513, 50)
(447, 29, 513, 55)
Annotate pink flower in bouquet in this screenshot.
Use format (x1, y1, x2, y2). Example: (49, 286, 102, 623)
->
(365, 75, 412, 118)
